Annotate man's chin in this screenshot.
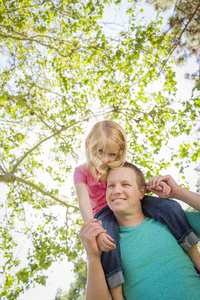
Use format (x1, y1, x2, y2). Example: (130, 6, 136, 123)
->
(109, 205, 126, 213)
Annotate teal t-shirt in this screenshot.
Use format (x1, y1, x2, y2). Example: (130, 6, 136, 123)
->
(119, 211, 200, 300)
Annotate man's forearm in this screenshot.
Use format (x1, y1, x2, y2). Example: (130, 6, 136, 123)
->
(86, 256, 112, 300)
(175, 187, 200, 211)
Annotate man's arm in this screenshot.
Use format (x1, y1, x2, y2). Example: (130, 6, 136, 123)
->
(147, 175, 200, 211)
(79, 220, 112, 300)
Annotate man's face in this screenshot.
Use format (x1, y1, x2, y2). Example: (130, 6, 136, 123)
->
(106, 167, 145, 216)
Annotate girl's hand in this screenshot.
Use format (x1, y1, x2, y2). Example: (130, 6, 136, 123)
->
(79, 219, 107, 258)
(147, 176, 171, 198)
(96, 232, 116, 252)
(147, 175, 181, 199)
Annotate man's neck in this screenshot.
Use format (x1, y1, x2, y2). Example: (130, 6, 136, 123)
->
(115, 211, 146, 227)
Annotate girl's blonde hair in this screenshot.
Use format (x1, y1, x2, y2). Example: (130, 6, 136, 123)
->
(85, 120, 127, 182)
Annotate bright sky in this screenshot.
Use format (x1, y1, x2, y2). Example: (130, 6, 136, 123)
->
(1, 1, 199, 299)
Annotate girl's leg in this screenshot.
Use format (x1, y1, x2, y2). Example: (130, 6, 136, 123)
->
(95, 206, 124, 292)
(142, 195, 199, 250)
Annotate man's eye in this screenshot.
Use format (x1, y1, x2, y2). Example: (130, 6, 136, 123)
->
(108, 184, 114, 188)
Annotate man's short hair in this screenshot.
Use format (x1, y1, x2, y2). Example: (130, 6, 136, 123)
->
(115, 162, 146, 189)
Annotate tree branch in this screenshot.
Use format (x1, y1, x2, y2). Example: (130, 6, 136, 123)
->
(11, 122, 80, 174)
(0, 33, 79, 58)
(0, 164, 6, 174)
(160, 1, 200, 72)
(6, 93, 30, 99)
(5, 0, 47, 14)
(14, 175, 79, 210)
(7, 93, 52, 130)
(30, 83, 72, 99)
(0, 159, 8, 174)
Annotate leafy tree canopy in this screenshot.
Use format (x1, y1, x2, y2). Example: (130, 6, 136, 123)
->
(0, 0, 200, 298)
(143, 0, 200, 82)
(54, 258, 86, 300)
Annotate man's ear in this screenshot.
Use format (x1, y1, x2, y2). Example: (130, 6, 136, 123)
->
(139, 186, 146, 200)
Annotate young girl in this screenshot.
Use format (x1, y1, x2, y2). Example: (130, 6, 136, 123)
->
(74, 120, 200, 299)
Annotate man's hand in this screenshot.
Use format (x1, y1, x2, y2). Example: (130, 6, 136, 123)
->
(79, 219, 106, 258)
(96, 232, 116, 252)
(147, 175, 181, 199)
(80, 220, 113, 300)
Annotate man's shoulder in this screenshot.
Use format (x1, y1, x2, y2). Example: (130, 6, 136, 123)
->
(184, 210, 200, 237)
(184, 210, 200, 218)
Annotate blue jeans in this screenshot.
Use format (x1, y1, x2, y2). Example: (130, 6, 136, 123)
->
(95, 195, 199, 289)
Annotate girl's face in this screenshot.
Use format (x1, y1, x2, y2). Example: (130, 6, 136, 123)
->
(96, 144, 120, 165)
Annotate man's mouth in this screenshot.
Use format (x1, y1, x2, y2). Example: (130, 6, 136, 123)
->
(112, 198, 125, 202)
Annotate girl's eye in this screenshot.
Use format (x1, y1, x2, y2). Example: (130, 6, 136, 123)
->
(109, 153, 118, 157)
(97, 150, 103, 156)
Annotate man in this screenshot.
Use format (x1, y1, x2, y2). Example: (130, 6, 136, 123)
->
(79, 162, 200, 299)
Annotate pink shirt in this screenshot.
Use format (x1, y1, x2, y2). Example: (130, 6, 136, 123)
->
(73, 163, 107, 215)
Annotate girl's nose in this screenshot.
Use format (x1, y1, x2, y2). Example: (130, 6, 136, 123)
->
(103, 153, 109, 163)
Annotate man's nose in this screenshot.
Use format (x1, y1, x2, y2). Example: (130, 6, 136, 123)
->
(114, 184, 122, 194)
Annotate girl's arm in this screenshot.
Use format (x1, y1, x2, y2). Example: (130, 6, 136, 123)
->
(175, 188, 200, 211)
(75, 183, 116, 251)
(75, 183, 94, 222)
